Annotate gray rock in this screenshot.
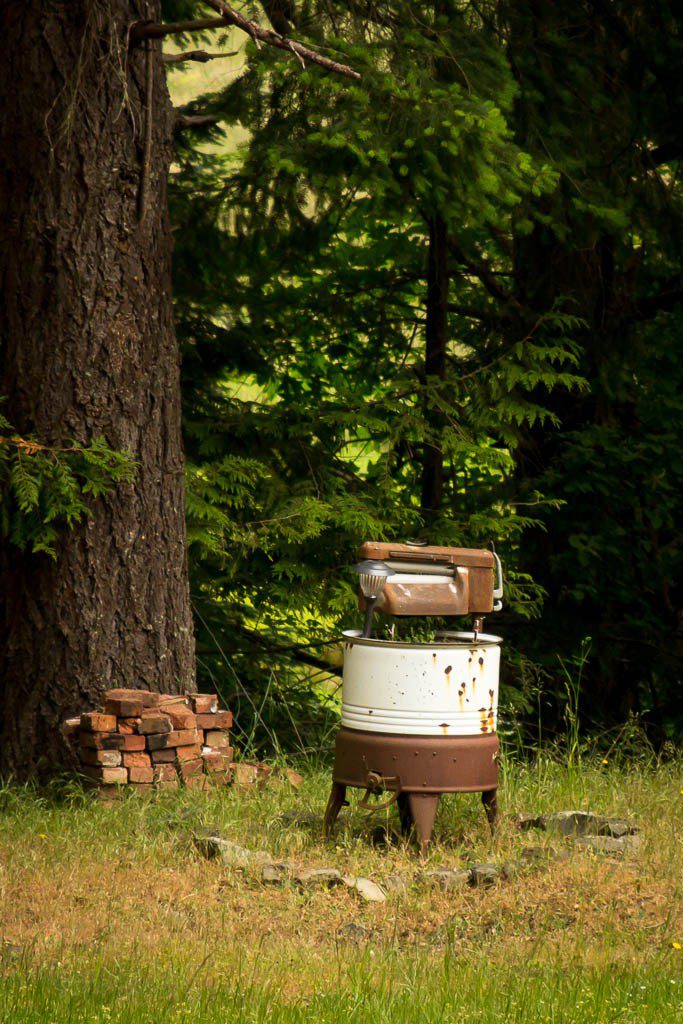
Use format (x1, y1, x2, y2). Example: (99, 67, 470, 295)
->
(424, 868, 471, 891)
(194, 832, 270, 869)
(338, 922, 370, 943)
(515, 813, 543, 831)
(383, 874, 409, 895)
(343, 877, 387, 903)
(295, 866, 345, 887)
(519, 844, 548, 862)
(540, 811, 600, 836)
(574, 834, 642, 857)
(469, 862, 499, 887)
(539, 811, 638, 838)
(261, 861, 292, 884)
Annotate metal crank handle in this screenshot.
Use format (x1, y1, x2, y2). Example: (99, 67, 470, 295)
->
(358, 789, 400, 812)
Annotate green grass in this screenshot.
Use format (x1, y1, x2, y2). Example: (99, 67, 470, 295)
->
(0, 755, 681, 1022)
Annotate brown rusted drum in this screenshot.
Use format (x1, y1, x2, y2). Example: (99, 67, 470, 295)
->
(332, 727, 499, 793)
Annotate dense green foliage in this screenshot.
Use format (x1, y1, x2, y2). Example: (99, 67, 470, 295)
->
(168, 2, 682, 747)
(0, 406, 135, 556)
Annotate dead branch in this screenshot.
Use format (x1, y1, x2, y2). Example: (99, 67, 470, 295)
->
(163, 49, 238, 64)
(132, 2, 360, 80)
(174, 112, 223, 131)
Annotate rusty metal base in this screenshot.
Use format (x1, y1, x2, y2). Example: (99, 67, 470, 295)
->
(325, 727, 499, 855)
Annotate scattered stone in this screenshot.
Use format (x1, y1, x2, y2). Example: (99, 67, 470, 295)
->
(540, 811, 601, 836)
(519, 845, 548, 862)
(261, 861, 292, 884)
(343, 877, 387, 903)
(383, 874, 409, 895)
(424, 868, 471, 891)
(338, 922, 370, 943)
(573, 834, 642, 857)
(468, 862, 499, 887)
(295, 867, 345, 888)
(594, 817, 638, 838)
(514, 813, 543, 831)
(501, 861, 521, 881)
(194, 832, 270, 869)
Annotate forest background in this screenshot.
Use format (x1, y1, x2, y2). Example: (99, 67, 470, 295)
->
(3, 1, 682, 756)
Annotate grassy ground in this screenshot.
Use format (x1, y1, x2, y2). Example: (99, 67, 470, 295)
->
(0, 754, 681, 1022)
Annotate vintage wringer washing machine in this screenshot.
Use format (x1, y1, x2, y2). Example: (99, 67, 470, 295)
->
(324, 541, 504, 854)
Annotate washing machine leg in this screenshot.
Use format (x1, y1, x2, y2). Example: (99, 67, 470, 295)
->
(481, 788, 498, 832)
(397, 792, 413, 837)
(406, 793, 440, 857)
(323, 782, 347, 835)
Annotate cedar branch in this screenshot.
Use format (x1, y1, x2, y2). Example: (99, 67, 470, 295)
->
(163, 49, 238, 64)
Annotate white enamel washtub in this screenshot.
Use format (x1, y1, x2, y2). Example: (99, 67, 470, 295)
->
(340, 629, 501, 737)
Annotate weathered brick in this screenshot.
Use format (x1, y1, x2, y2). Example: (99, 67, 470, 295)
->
(147, 729, 199, 751)
(177, 758, 204, 781)
(184, 775, 209, 790)
(117, 717, 140, 735)
(128, 765, 154, 784)
(82, 765, 128, 785)
(80, 748, 122, 767)
(151, 743, 202, 764)
(157, 694, 189, 709)
(160, 706, 197, 730)
(62, 717, 82, 738)
(79, 731, 125, 750)
(196, 710, 232, 730)
(202, 751, 233, 775)
(153, 763, 179, 784)
(80, 712, 118, 732)
(122, 751, 152, 769)
(104, 689, 160, 707)
(189, 693, 218, 714)
(204, 730, 231, 750)
(104, 697, 145, 717)
(119, 733, 146, 751)
(137, 713, 173, 735)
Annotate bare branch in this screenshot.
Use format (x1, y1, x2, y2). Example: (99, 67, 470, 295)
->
(163, 49, 238, 64)
(174, 112, 223, 132)
(202, 0, 361, 79)
(132, 4, 360, 79)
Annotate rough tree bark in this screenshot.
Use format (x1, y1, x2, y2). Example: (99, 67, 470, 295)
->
(0, 0, 195, 777)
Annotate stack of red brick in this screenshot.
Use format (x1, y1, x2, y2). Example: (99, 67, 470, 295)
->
(65, 689, 233, 793)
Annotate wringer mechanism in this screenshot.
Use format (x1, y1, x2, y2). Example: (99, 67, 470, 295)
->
(324, 541, 504, 855)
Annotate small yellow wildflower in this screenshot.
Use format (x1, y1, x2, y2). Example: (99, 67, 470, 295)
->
(38, 833, 47, 840)
(601, 758, 609, 765)
(672, 942, 682, 951)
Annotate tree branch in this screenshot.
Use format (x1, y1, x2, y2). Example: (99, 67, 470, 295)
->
(132, 2, 360, 80)
(174, 112, 223, 132)
(163, 49, 238, 64)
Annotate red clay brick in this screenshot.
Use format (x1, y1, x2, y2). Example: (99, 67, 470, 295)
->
(104, 689, 160, 707)
(80, 748, 122, 767)
(203, 730, 231, 750)
(151, 744, 202, 764)
(137, 713, 173, 735)
(202, 751, 233, 774)
(196, 711, 232, 730)
(153, 763, 179, 784)
(184, 775, 209, 790)
(122, 751, 152, 769)
(117, 717, 140, 734)
(118, 734, 146, 751)
(62, 717, 82, 738)
(161, 706, 197, 730)
(147, 729, 199, 751)
(82, 765, 128, 785)
(189, 693, 218, 714)
(104, 697, 145, 717)
(177, 758, 204, 781)
(128, 765, 154, 784)
(80, 712, 118, 732)
(79, 731, 125, 750)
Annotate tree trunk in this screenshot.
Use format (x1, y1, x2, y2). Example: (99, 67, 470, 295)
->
(0, 1, 195, 778)
(420, 215, 449, 519)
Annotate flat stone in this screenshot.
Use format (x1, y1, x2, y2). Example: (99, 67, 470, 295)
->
(194, 832, 270, 869)
(343, 877, 386, 903)
(540, 811, 602, 836)
(294, 867, 345, 888)
(574, 834, 642, 857)
(469, 863, 499, 887)
(261, 861, 292, 884)
(514, 813, 543, 831)
(424, 868, 471, 891)
(338, 922, 370, 943)
(383, 874, 409, 895)
(594, 817, 638, 838)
